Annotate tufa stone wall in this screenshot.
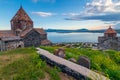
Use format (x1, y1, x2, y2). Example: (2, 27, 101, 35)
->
(0, 40, 24, 51)
(40, 54, 86, 80)
(23, 30, 41, 47)
(23, 30, 47, 47)
(98, 37, 120, 50)
(40, 34, 47, 40)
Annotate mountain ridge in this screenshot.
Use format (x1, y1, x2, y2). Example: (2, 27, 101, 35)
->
(46, 28, 120, 33)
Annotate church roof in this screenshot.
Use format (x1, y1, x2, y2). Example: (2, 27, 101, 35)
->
(20, 28, 46, 37)
(11, 6, 32, 22)
(20, 28, 32, 37)
(34, 28, 47, 34)
(0, 30, 15, 38)
(104, 26, 116, 34)
(1, 36, 21, 41)
(0, 30, 22, 41)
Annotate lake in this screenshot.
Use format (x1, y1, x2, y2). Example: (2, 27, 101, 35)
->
(47, 32, 120, 43)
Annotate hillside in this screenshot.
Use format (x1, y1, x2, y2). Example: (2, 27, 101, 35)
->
(40, 46, 120, 80)
(0, 46, 120, 80)
(0, 47, 73, 80)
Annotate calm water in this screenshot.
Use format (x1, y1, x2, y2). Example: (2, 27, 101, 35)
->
(47, 32, 120, 43)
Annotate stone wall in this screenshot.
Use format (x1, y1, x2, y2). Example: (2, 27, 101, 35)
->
(23, 29, 47, 47)
(40, 34, 47, 40)
(98, 37, 120, 50)
(40, 54, 86, 80)
(0, 40, 1, 51)
(11, 20, 33, 35)
(23, 30, 41, 47)
(0, 40, 24, 51)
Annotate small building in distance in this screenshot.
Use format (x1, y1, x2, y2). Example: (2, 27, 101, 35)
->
(0, 6, 51, 51)
(98, 26, 120, 51)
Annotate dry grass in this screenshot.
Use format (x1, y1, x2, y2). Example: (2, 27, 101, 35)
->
(0, 54, 29, 68)
(0, 47, 74, 80)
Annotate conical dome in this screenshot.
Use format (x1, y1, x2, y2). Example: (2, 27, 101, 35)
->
(105, 26, 116, 34)
(11, 6, 33, 36)
(104, 26, 117, 37)
(11, 6, 32, 21)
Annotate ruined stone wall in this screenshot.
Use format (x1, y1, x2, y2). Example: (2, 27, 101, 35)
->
(23, 30, 41, 47)
(0, 41, 5, 51)
(40, 54, 86, 80)
(6, 41, 24, 51)
(0, 40, 24, 51)
(0, 40, 1, 51)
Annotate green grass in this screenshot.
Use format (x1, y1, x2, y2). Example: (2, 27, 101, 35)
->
(0, 47, 61, 80)
(1, 46, 119, 80)
(40, 46, 120, 80)
(0, 47, 35, 55)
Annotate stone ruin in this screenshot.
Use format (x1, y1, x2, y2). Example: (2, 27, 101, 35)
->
(54, 48, 66, 58)
(77, 56, 90, 69)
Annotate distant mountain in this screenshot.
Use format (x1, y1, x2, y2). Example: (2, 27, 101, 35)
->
(46, 28, 89, 33)
(89, 29, 105, 33)
(46, 28, 120, 33)
(116, 29, 120, 33)
(75, 28, 89, 32)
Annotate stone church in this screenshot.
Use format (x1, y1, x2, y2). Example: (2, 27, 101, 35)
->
(0, 6, 51, 51)
(98, 26, 120, 51)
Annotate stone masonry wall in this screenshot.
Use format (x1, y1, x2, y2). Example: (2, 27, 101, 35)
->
(0, 40, 24, 51)
(40, 34, 47, 40)
(40, 54, 86, 80)
(23, 30, 41, 47)
(98, 37, 120, 50)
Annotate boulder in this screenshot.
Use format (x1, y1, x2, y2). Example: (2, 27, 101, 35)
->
(54, 48, 66, 58)
(77, 56, 90, 69)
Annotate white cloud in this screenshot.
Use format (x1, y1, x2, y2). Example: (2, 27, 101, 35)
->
(32, 12, 53, 17)
(66, 1, 120, 21)
(64, 0, 120, 29)
(85, 0, 120, 15)
(65, 0, 120, 18)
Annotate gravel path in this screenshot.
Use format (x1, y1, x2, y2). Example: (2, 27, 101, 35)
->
(36, 48, 110, 80)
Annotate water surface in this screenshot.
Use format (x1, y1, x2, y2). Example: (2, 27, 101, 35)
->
(47, 32, 104, 43)
(47, 32, 120, 43)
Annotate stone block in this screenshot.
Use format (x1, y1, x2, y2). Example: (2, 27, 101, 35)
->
(54, 48, 66, 58)
(77, 56, 90, 69)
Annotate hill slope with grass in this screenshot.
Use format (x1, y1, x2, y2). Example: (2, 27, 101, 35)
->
(0, 47, 73, 80)
(0, 46, 120, 80)
(40, 46, 120, 80)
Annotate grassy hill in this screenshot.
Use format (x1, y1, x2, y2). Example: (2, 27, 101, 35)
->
(0, 46, 120, 80)
(0, 47, 73, 80)
(40, 46, 120, 80)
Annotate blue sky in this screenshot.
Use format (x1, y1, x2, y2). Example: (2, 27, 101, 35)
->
(0, 0, 120, 30)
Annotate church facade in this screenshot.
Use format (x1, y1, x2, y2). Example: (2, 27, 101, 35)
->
(98, 26, 120, 51)
(0, 6, 51, 51)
